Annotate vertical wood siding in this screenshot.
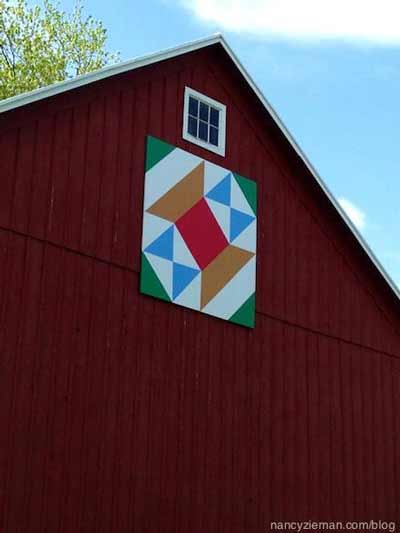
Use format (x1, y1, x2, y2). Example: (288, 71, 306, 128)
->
(1, 46, 400, 532)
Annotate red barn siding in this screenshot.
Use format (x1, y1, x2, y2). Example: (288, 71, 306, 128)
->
(1, 44, 400, 532)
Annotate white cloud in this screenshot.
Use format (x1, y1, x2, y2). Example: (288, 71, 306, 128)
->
(180, 0, 400, 43)
(338, 197, 367, 231)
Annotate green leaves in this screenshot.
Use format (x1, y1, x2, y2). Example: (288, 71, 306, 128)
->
(0, 0, 120, 100)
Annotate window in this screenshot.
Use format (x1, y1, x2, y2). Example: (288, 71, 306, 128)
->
(182, 87, 226, 156)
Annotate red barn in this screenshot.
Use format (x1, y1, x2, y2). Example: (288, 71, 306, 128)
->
(1, 35, 399, 532)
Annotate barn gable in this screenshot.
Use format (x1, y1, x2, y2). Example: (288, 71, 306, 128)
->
(1, 38, 399, 349)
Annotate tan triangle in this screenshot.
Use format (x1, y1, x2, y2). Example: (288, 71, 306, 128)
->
(201, 245, 255, 309)
(147, 161, 204, 222)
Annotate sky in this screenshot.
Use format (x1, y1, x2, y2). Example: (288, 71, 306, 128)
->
(56, 0, 400, 289)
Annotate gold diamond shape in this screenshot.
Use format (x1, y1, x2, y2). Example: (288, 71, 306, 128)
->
(200, 245, 254, 309)
(147, 162, 204, 222)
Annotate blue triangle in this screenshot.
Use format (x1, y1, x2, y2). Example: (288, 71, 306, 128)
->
(172, 263, 200, 300)
(206, 174, 231, 206)
(230, 208, 255, 241)
(144, 226, 174, 260)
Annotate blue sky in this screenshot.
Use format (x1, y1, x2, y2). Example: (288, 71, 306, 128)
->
(57, 0, 400, 289)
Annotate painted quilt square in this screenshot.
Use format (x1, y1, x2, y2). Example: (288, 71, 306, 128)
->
(140, 135, 257, 328)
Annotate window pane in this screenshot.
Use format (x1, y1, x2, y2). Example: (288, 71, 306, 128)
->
(198, 120, 208, 141)
(199, 102, 209, 122)
(210, 107, 219, 127)
(209, 126, 219, 146)
(188, 116, 198, 137)
(189, 96, 199, 117)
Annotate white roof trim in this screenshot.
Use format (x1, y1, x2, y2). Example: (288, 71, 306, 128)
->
(0, 34, 223, 114)
(1, 34, 399, 304)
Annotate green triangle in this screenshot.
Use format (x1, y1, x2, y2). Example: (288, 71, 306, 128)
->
(229, 293, 256, 328)
(233, 173, 257, 215)
(140, 253, 171, 302)
(145, 136, 175, 172)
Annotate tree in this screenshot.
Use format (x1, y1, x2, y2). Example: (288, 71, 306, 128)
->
(0, 0, 119, 100)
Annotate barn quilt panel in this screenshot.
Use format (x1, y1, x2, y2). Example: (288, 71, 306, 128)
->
(140, 136, 257, 327)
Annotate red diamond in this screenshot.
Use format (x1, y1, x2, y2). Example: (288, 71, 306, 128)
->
(176, 198, 228, 269)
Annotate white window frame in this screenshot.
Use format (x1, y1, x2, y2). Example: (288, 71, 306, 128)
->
(182, 87, 226, 157)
